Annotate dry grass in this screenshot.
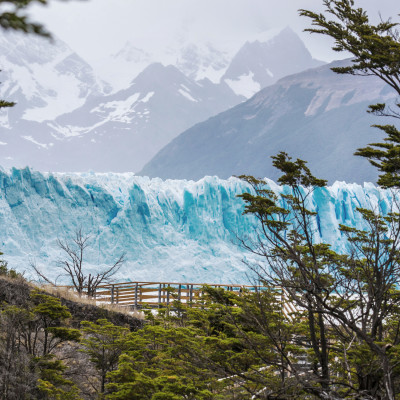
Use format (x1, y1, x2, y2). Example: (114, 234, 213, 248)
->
(32, 283, 145, 320)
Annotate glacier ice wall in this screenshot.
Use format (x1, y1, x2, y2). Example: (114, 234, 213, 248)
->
(0, 168, 394, 283)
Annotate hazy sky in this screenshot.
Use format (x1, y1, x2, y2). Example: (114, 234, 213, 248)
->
(31, 0, 399, 64)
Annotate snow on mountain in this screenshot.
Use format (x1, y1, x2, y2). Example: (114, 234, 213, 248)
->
(0, 31, 111, 124)
(99, 40, 231, 90)
(141, 59, 396, 184)
(0, 169, 394, 283)
(0, 64, 242, 172)
(96, 42, 154, 92)
(222, 27, 325, 98)
(0, 27, 330, 173)
(95, 27, 321, 95)
(5, 63, 241, 172)
(175, 42, 231, 83)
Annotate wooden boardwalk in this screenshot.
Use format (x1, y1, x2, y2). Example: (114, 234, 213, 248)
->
(91, 281, 298, 315)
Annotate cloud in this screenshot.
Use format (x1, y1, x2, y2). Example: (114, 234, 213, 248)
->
(30, 0, 400, 64)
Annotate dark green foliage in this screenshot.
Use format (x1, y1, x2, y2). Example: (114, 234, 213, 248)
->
(36, 356, 81, 400)
(30, 291, 81, 356)
(300, 0, 400, 87)
(271, 152, 327, 188)
(106, 288, 306, 399)
(80, 319, 129, 396)
(0, 0, 52, 37)
(106, 308, 218, 400)
(300, 0, 400, 188)
(0, 280, 84, 399)
(354, 124, 400, 188)
(0, 98, 15, 108)
(237, 151, 400, 398)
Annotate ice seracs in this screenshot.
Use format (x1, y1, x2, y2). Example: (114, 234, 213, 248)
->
(0, 170, 394, 284)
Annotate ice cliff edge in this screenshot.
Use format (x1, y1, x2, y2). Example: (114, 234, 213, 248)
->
(0, 168, 393, 283)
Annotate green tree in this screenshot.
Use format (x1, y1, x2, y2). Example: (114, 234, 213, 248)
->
(0, 289, 81, 399)
(0, 251, 22, 279)
(29, 291, 81, 357)
(0, 305, 37, 399)
(300, 0, 400, 188)
(106, 288, 309, 399)
(238, 152, 400, 399)
(80, 319, 129, 397)
(36, 357, 82, 400)
(106, 312, 217, 400)
(0, 291, 80, 358)
(0, 95, 15, 109)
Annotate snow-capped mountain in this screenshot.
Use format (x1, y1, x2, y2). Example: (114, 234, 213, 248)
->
(98, 27, 324, 97)
(0, 63, 242, 172)
(46, 63, 242, 172)
(100, 40, 232, 90)
(0, 170, 393, 283)
(175, 42, 231, 83)
(140, 59, 396, 184)
(222, 27, 324, 98)
(96, 42, 154, 92)
(0, 27, 329, 173)
(0, 31, 111, 124)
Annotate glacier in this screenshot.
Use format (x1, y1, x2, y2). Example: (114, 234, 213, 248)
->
(0, 168, 394, 284)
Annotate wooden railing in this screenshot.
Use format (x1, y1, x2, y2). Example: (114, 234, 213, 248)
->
(90, 281, 298, 316)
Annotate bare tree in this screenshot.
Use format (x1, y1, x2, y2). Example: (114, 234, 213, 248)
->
(32, 229, 125, 297)
(57, 229, 125, 296)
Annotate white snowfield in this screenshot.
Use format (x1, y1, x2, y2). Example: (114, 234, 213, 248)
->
(0, 170, 392, 284)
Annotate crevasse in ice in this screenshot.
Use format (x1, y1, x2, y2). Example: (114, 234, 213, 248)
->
(0, 168, 394, 284)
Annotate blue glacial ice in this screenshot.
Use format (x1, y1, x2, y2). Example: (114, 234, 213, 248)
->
(0, 168, 394, 284)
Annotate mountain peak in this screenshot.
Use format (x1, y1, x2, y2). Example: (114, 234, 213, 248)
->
(221, 26, 325, 98)
(140, 60, 389, 184)
(278, 26, 297, 37)
(134, 63, 186, 85)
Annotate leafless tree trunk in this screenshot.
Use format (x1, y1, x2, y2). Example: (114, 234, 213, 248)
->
(57, 229, 125, 296)
(32, 228, 125, 297)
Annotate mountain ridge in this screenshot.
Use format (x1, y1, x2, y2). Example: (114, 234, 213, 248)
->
(140, 59, 394, 184)
(0, 28, 329, 173)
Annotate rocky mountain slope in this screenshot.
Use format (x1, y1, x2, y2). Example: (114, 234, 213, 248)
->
(44, 63, 242, 172)
(222, 27, 324, 98)
(141, 59, 395, 184)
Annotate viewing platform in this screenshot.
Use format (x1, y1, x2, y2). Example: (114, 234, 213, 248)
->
(88, 281, 297, 316)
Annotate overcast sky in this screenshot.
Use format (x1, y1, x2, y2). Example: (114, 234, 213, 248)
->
(31, 0, 399, 65)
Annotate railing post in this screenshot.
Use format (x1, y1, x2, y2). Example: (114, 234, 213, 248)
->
(111, 285, 115, 304)
(116, 287, 119, 304)
(134, 282, 138, 309)
(166, 286, 170, 306)
(158, 283, 162, 308)
(189, 284, 193, 306)
(178, 284, 182, 302)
